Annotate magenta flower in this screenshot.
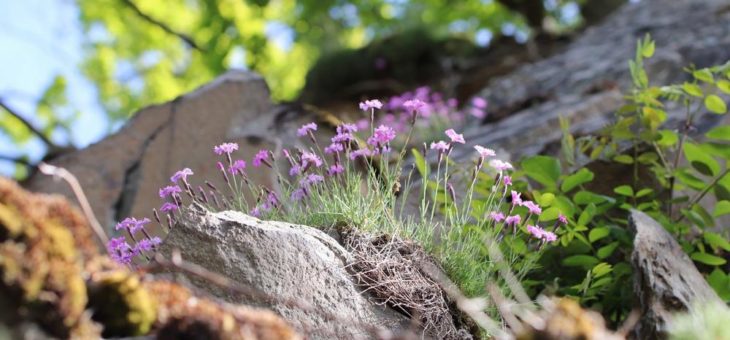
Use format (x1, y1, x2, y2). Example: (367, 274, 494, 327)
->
(489, 211, 505, 222)
(542, 231, 558, 242)
(297, 122, 318, 137)
(505, 215, 521, 226)
(445, 129, 465, 144)
(403, 99, 426, 113)
(324, 143, 344, 154)
(160, 202, 179, 213)
(328, 163, 344, 176)
(229, 160, 247, 175)
(332, 132, 354, 143)
(107, 236, 135, 264)
(527, 225, 544, 239)
(511, 191, 523, 206)
(262, 192, 279, 210)
(250, 206, 262, 217)
(216, 161, 225, 172)
(472, 97, 487, 109)
(359, 99, 383, 111)
(489, 159, 513, 172)
(301, 152, 323, 168)
(289, 164, 302, 176)
(291, 188, 306, 201)
(170, 168, 194, 183)
(367, 125, 396, 146)
(213, 142, 239, 155)
(558, 214, 568, 225)
(474, 145, 496, 158)
(503, 175, 512, 186)
(159, 185, 182, 199)
(135, 237, 162, 252)
(116, 217, 151, 234)
(430, 141, 449, 152)
(522, 201, 542, 215)
(337, 123, 358, 134)
(253, 149, 270, 167)
(300, 174, 324, 187)
(349, 148, 371, 160)
(470, 107, 486, 119)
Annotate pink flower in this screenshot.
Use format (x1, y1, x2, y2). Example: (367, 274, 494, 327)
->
(430, 141, 449, 152)
(511, 191, 523, 206)
(107, 236, 135, 264)
(332, 132, 354, 143)
(262, 192, 279, 210)
(159, 185, 182, 199)
(470, 107, 486, 119)
(160, 202, 179, 213)
(213, 142, 239, 155)
(337, 123, 358, 134)
(349, 148, 371, 160)
(297, 122, 318, 137)
(289, 165, 302, 176)
(301, 152, 323, 168)
(505, 215, 521, 226)
(474, 145, 496, 158)
(250, 206, 262, 217)
(503, 175, 512, 186)
(472, 97, 487, 109)
(170, 168, 194, 183)
(489, 159, 513, 172)
(403, 99, 426, 113)
(359, 99, 383, 111)
(367, 125, 396, 146)
(328, 163, 345, 176)
(522, 201, 542, 215)
(489, 211, 505, 222)
(543, 231, 558, 242)
(445, 129, 465, 144)
(116, 217, 151, 234)
(229, 160, 247, 175)
(324, 143, 343, 154)
(527, 225, 544, 239)
(216, 161, 225, 172)
(253, 149, 270, 167)
(558, 214, 568, 225)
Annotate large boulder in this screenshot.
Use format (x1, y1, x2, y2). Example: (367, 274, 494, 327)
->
(24, 71, 314, 232)
(629, 210, 723, 339)
(158, 204, 413, 339)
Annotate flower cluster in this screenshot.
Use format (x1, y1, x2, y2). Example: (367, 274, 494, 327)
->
(107, 217, 162, 265)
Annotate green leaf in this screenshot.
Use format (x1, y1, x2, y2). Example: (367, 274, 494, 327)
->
(561, 168, 595, 192)
(691, 252, 727, 266)
(676, 168, 707, 190)
(562, 255, 600, 269)
(641, 40, 655, 58)
(704, 232, 730, 252)
(578, 204, 597, 226)
(657, 130, 679, 146)
(613, 154, 634, 164)
(589, 227, 610, 243)
(614, 185, 634, 197)
(694, 69, 715, 83)
(597, 242, 620, 259)
(573, 191, 615, 205)
(682, 82, 704, 97)
(683, 142, 721, 176)
(537, 193, 556, 207)
(539, 206, 560, 222)
(718, 80, 730, 94)
(705, 94, 727, 114)
(522, 156, 562, 189)
(706, 126, 730, 141)
(411, 149, 427, 178)
(636, 188, 654, 198)
(714, 201, 730, 217)
(592, 262, 613, 278)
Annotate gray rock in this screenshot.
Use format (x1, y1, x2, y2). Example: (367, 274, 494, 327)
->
(24, 70, 318, 233)
(158, 204, 412, 339)
(629, 209, 722, 339)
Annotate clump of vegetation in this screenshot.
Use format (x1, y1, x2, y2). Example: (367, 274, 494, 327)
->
(669, 303, 730, 340)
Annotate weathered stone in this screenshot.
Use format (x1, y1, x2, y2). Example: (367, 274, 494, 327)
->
(456, 0, 730, 162)
(158, 204, 412, 339)
(629, 210, 722, 339)
(24, 71, 316, 232)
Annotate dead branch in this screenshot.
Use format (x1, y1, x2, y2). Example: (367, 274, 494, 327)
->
(120, 0, 204, 52)
(0, 98, 59, 150)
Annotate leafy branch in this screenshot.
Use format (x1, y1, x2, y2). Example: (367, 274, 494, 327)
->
(120, 0, 204, 52)
(0, 98, 61, 151)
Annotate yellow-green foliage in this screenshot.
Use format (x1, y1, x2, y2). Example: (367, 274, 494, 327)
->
(0, 177, 99, 338)
(87, 271, 157, 337)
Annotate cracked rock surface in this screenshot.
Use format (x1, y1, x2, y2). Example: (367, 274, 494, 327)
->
(158, 204, 412, 339)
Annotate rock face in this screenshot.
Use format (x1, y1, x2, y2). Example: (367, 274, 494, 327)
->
(456, 0, 730, 162)
(629, 210, 723, 339)
(158, 204, 412, 339)
(24, 71, 315, 232)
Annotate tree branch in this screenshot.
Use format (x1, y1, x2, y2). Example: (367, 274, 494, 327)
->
(120, 0, 204, 51)
(0, 98, 59, 150)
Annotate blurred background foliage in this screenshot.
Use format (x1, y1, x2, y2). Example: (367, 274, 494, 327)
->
(0, 0, 617, 178)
